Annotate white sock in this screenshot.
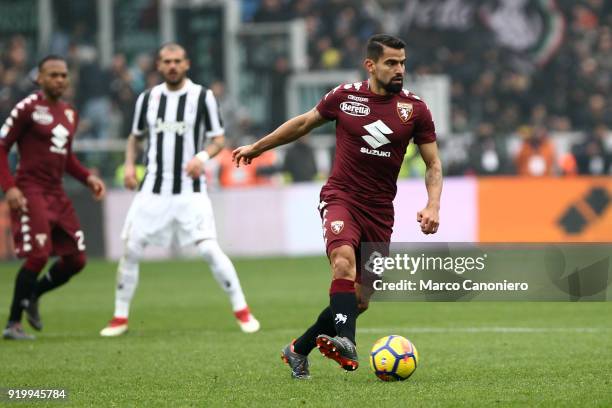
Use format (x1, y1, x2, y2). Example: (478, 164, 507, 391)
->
(197, 239, 248, 313)
(113, 240, 143, 319)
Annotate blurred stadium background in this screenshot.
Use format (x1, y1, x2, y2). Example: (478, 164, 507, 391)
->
(1, 3, 611, 405)
(1, 0, 611, 261)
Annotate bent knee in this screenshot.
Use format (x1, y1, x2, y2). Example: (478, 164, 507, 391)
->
(330, 246, 356, 280)
(124, 239, 145, 263)
(63, 252, 87, 273)
(24, 255, 49, 273)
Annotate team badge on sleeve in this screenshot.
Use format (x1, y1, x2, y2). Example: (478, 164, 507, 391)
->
(331, 220, 344, 235)
(65, 109, 75, 124)
(396, 102, 413, 123)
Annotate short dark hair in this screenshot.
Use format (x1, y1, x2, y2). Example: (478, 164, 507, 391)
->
(366, 34, 406, 61)
(37, 55, 66, 71)
(157, 43, 188, 60)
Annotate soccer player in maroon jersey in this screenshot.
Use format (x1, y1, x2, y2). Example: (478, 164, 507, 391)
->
(233, 34, 442, 378)
(0, 55, 106, 340)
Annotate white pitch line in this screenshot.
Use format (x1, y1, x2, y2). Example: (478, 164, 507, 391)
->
(355, 327, 611, 334)
(29, 326, 612, 339)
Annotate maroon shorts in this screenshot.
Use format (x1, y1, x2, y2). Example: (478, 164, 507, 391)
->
(10, 191, 85, 258)
(319, 190, 393, 283)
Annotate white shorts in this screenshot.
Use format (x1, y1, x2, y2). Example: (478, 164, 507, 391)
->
(121, 192, 217, 247)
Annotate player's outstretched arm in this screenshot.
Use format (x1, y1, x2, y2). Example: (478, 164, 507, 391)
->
(232, 108, 328, 167)
(416, 141, 442, 235)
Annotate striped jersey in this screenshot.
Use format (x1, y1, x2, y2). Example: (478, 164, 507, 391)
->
(132, 79, 223, 195)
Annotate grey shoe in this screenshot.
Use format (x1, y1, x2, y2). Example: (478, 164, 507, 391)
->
(3, 323, 35, 340)
(281, 341, 311, 379)
(23, 297, 42, 331)
(316, 335, 359, 371)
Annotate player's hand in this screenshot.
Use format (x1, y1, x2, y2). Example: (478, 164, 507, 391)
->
(124, 164, 138, 190)
(87, 174, 106, 200)
(186, 156, 204, 179)
(417, 206, 439, 235)
(232, 144, 260, 167)
(5, 187, 27, 212)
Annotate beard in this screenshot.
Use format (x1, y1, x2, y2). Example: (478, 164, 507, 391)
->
(379, 76, 403, 94)
(165, 71, 185, 86)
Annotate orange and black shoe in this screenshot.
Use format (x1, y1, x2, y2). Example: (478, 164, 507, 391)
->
(316, 334, 359, 371)
(281, 340, 310, 379)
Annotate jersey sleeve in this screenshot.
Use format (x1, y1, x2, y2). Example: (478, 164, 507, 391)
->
(413, 102, 437, 145)
(0, 99, 34, 192)
(203, 89, 224, 138)
(65, 151, 91, 185)
(131, 91, 149, 138)
(315, 85, 343, 120)
(65, 110, 91, 185)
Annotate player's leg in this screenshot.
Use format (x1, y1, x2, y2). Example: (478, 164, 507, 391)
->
(315, 244, 360, 370)
(181, 192, 259, 333)
(291, 200, 360, 371)
(101, 193, 168, 337)
(285, 305, 336, 379)
(293, 270, 372, 358)
(4, 255, 48, 339)
(196, 239, 259, 333)
(100, 236, 145, 337)
(355, 217, 392, 316)
(356, 283, 374, 315)
(4, 196, 51, 339)
(33, 252, 86, 298)
(26, 196, 89, 331)
(25, 251, 87, 331)
(32, 218, 88, 300)
(283, 201, 360, 376)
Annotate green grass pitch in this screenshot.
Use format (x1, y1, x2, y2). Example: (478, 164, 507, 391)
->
(0, 257, 611, 407)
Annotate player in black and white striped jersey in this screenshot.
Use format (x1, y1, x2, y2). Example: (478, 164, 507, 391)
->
(100, 43, 259, 336)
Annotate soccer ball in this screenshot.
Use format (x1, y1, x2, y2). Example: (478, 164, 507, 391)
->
(369, 335, 419, 381)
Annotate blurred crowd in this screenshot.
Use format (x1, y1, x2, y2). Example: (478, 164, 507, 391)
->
(0, 34, 161, 141)
(1, 0, 611, 184)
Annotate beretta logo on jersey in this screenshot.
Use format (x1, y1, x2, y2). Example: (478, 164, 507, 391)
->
(340, 101, 370, 117)
(32, 106, 53, 125)
(397, 102, 413, 123)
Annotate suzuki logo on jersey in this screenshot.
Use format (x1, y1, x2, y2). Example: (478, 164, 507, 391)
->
(340, 101, 370, 117)
(397, 102, 413, 123)
(153, 118, 186, 135)
(50, 124, 69, 154)
(360, 120, 392, 158)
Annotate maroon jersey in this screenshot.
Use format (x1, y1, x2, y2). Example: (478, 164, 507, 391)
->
(0, 92, 90, 194)
(316, 80, 436, 207)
